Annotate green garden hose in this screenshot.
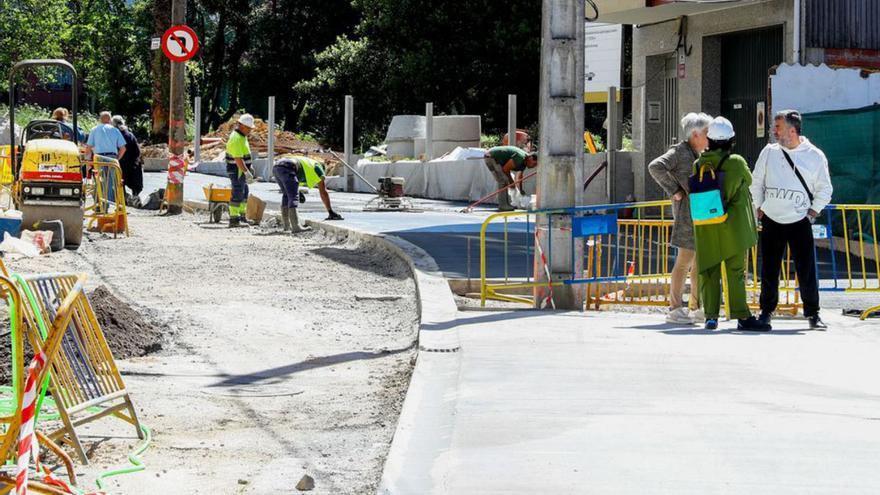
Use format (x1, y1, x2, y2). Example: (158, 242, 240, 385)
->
(93, 424, 152, 492)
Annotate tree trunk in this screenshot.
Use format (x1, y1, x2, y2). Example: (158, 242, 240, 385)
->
(150, 0, 172, 143)
(204, 6, 228, 130)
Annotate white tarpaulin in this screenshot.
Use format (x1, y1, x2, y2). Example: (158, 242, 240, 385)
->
(330, 156, 499, 203)
(771, 63, 880, 115)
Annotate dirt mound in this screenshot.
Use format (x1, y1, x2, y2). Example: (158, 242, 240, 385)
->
(0, 286, 164, 386)
(89, 286, 164, 358)
(201, 115, 341, 168)
(141, 144, 171, 159)
(142, 116, 342, 171)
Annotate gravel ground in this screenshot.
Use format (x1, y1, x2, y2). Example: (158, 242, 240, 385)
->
(3, 209, 419, 494)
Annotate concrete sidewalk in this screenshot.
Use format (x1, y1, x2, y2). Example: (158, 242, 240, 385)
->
(380, 309, 880, 494)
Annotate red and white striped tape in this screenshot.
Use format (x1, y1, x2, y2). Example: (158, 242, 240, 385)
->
(167, 156, 187, 185)
(16, 352, 46, 495)
(15, 353, 86, 495)
(534, 227, 556, 310)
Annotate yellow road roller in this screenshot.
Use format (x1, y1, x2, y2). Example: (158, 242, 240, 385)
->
(8, 60, 84, 247)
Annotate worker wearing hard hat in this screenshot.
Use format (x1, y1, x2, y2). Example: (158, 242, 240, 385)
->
(484, 146, 538, 211)
(691, 116, 767, 332)
(225, 113, 257, 228)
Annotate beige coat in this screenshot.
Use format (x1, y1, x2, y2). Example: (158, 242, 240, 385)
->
(648, 141, 699, 250)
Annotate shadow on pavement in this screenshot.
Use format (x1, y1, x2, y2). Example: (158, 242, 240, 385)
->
(208, 342, 416, 388)
(624, 322, 809, 336)
(422, 309, 551, 331)
(310, 246, 411, 280)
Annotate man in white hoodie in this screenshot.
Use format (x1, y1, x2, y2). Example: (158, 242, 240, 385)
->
(751, 110, 833, 329)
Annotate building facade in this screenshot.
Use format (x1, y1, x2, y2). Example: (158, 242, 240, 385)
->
(595, 0, 880, 201)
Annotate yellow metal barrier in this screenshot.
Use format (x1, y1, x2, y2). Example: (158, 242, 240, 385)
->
(480, 201, 680, 309)
(480, 201, 880, 319)
(84, 159, 130, 237)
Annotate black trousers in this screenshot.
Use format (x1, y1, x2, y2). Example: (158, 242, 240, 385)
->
(120, 159, 143, 195)
(759, 216, 820, 317)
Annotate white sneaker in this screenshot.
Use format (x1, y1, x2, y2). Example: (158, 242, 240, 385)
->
(691, 308, 705, 322)
(666, 307, 694, 325)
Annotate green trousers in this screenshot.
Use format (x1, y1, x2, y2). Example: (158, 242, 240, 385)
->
(699, 252, 751, 320)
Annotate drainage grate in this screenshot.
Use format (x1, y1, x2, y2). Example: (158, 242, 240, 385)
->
(419, 346, 461, 353)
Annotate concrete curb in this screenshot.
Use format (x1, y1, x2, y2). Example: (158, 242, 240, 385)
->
(301, 220, 462, 495)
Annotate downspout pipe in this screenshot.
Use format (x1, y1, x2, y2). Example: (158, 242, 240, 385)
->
(793, 0, 802, 65)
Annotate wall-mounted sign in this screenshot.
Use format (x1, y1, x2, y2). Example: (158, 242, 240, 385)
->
(648, 101, 662, 123)
(584, 22, 623, 103)
(756, 101, 766, 138)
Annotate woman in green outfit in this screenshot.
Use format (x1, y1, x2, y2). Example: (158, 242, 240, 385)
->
(692, 117, 770, 331)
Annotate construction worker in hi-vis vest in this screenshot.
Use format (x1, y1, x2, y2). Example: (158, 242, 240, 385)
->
(225, 113, 256, 228)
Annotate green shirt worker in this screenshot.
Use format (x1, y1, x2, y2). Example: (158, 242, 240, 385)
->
(692, 117, 768, 331)
(484, 146, 537, 211)
(293, 156, 343, 221)
(225, 114, 257, 228)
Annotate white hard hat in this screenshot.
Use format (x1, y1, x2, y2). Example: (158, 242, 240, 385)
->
(707, 116, 735, 140)
(237, 113, 255, 128)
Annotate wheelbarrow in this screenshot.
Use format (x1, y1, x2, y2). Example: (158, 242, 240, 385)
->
(203, 184, 232, 223)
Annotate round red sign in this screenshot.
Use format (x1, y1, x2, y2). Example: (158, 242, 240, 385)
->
(161, 25, 199, 63)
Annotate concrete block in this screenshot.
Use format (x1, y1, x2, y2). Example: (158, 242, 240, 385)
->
(195, 161, 226, 177)
(251, 159, 272, 183)
(143, 157, 168, 172)
(385, 115, 426, 141)
(432, 116, 481, 141)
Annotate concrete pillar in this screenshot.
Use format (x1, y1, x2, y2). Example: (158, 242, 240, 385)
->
(193, 96, 201, 163)
(344, 95, 354, 192)
(535, 0, 585, 310)
(508, 94, 517, 148)
(607, 86, 620, 202)
(425, 102, 434, 161)
(267, 96, 276, 168)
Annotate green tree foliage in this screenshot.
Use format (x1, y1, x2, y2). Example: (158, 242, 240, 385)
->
(3, 0, 543, 147)
(1, 0, 152, 133)
(0, 0, 69, 70)
(298, 0, 541, 146)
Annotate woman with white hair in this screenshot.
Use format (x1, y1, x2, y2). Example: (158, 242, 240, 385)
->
(648, 112, 712, 325)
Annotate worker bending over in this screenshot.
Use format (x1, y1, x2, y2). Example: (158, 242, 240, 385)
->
(484, 146, 537, 211)
(273, 158, 311, 233)
(225, 114, 257, 228)
(289, 155, 343, 221)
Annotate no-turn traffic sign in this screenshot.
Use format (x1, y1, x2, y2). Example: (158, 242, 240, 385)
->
(162, 25, 199, 63)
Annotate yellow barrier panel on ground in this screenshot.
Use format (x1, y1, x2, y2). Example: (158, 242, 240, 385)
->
(0, 273, 84, 491)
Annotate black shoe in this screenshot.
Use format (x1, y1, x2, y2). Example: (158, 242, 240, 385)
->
(738, 316, 771, 332)
(809, 315, 827, 330)
(228, 216, 246, 228)
(299, 191, 307, 203)
(758, 312, 773, 329)
(705, 319, 718, 330)
(326, 211, 344, 221)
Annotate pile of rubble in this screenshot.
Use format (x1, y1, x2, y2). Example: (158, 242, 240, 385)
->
(140, 115, 341, 173)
